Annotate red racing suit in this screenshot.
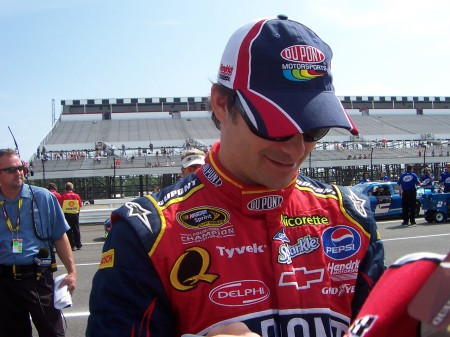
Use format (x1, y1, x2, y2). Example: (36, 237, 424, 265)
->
(345, 252, 447, 337)
(87, 143, 385, 337)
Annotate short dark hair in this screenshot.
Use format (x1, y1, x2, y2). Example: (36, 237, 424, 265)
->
(47, 182, 57, 190)
(210, 83, 240, 130)
(0, 148, 17, 159)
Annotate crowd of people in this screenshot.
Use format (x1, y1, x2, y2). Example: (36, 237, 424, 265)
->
(37, 144, 211, 163)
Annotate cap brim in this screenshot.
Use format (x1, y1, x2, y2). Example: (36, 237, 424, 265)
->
(181, 156, 205, 168)
(238, 89, 359, 138)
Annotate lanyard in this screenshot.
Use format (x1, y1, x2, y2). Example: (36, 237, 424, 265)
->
(0, 198, 23, 232)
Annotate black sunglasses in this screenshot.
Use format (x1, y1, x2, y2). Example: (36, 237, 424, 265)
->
(0, 165, 24, 174)
(234, 95, 329, 143)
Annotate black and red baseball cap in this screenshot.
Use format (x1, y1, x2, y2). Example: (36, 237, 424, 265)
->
(217, 15, 358, 140)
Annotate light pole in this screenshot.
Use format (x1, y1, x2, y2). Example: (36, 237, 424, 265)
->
(112, 156, 116, 199)
(370, 147, 374, 180)
(422, 144, 427, 168)
(309, 152, 312, 173)
(41, 158, 46, 183)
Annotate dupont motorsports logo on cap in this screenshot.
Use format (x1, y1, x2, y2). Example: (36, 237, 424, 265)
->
(280, 45, 327, 82)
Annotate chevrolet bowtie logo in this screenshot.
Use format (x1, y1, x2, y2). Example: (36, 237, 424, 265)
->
(278, 267, 324, 290)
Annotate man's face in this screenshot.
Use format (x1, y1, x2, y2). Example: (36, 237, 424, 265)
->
(181, 165, 198, 178)
(0, 155, 24, 191)
(218, 109, 316, 190)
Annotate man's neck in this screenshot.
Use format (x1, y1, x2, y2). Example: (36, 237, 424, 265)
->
(0, 185, 22, 201)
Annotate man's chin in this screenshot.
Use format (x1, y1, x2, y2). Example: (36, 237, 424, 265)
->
(14, 179, 24, 186)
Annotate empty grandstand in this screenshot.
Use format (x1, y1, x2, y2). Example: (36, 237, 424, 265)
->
(27, 95, 450, 200)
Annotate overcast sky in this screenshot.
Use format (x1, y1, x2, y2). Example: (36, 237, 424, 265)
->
(1, 0, 449, 161)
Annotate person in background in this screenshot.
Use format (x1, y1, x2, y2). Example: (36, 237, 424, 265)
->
(47, 182, 62, 204)
(420, 167, 434, 188)
(439, 162, 450, 192)
(380, 171, 390, 182)
(87, 15, 384, 337)
(359, 172, 371, 184)
(60, 182, 83, 251)
(180, 148, 206, 177)
(397, 164, 421, 226)
(0, 149, 76, 337)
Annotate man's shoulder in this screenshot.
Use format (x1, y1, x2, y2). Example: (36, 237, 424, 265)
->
(22, 184, 50, 198)
(152, 174, 203, 205)
(296, 174, 333, 190)
(110, 196, 163, 250)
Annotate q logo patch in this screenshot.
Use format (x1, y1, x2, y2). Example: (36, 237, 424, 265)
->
(170, 247, 219, 291)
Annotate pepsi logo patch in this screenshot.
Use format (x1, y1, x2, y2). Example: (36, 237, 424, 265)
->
(322, 225, 361, 260)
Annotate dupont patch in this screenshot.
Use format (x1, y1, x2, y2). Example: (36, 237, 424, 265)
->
(202, 164, 222, 187)
(247, 195, 283, 211)
(177, 207, 230, 229)
(99, 249, 114, 269)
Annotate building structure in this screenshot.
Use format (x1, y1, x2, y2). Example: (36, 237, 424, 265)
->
(27, 95, 450, 200)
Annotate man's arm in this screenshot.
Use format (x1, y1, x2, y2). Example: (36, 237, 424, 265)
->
(54, 233, 77, 294)
(87, 205, 174, 337)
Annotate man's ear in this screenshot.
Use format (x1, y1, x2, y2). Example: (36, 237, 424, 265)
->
(210, 86, 228, 124)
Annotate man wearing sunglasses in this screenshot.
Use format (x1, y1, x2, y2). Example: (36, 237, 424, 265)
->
(88, 15, 384, 337)
(0, 149, 76, 337)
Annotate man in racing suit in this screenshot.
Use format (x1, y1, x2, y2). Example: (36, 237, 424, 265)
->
(87, 15, 385, 337)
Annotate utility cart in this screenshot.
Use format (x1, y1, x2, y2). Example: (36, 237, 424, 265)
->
(422, 189, 450, 223)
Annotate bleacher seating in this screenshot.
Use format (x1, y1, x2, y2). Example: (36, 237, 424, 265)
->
(27, 107, 450, 181)
(43, 113, 450, 153)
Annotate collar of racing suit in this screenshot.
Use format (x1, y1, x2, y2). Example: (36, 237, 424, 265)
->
(197, 142, 296, 216)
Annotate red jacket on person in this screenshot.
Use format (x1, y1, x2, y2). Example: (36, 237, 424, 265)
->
(59, 191, 82, 214)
